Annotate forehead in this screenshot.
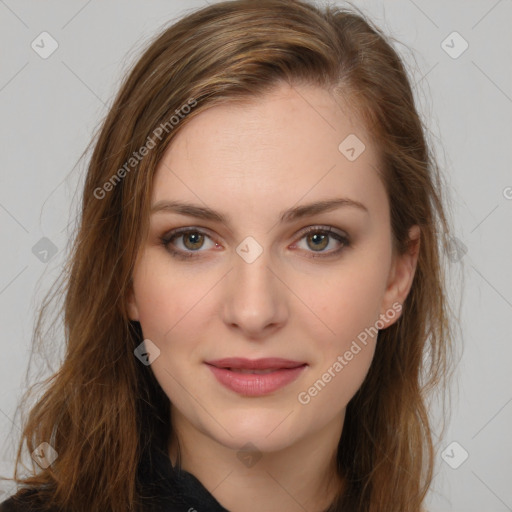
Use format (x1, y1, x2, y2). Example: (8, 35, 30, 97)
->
(151, 83, 388, 224)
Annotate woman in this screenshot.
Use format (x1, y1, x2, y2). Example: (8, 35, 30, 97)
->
(0, 0, 457, 510)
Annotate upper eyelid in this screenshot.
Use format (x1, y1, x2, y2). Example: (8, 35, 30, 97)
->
(162, 226, 217, 243)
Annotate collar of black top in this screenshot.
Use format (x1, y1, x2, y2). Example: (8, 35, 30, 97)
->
(136, 438, 229, 512)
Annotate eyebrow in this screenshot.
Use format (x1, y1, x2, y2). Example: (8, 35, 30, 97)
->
(150, 197, 368, 224)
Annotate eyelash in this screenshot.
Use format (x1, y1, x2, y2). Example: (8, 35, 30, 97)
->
(159, 226, 350, 261)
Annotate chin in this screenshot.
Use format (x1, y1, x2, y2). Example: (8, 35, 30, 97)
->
(207, 407, 303, 452)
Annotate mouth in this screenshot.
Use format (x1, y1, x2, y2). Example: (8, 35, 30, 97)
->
(221, 368, 283, 374)
(204, 358, 308, 396)
(205, 357, 307, 371)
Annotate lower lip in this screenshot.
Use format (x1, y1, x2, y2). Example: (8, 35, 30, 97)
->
(206, 364, 307, 396)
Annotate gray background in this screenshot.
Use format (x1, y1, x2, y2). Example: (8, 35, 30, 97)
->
(1, 0, 511, 510)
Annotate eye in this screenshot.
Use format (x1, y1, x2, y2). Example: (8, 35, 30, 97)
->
(160, 225, 350, 261)
(160, 228, 218, 260)
(292, 226, 350, 258)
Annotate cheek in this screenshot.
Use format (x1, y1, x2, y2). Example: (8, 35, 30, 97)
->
(132, 255, 214, 339)
(296, 273, 383, 415)
(131, 262, 211, 407)
(298, 254, 390, 348)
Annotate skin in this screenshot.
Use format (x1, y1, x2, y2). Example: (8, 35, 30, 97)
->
(127, 82, 420, 512)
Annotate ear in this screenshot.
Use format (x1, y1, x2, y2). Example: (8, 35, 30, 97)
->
(126, 284, 140, 321)
(379, 225, 421, 329)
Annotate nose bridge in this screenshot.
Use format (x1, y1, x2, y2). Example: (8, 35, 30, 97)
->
(221, 239, 286, 336)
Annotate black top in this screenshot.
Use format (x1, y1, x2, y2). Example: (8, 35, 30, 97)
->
(0, 441, 229, 512)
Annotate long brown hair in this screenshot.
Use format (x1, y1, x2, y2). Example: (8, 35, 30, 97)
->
(2, 1, 459, 510)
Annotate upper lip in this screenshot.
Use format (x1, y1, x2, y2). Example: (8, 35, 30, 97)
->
(205, 358, 306, 370)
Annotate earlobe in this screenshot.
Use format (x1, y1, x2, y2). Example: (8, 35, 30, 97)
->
(380, 225, 421, 327)
(126, 287, 140, 321)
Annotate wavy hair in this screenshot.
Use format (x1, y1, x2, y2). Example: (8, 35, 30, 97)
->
(2, 1, 459, 511)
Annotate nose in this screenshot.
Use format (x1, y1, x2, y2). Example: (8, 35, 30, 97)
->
(221, 246, 288, 340)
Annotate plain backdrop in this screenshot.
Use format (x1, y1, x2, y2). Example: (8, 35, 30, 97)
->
(0, 1, 511, 510)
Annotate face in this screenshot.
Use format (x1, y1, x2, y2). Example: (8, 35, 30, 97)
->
(127, 82, 419, 454)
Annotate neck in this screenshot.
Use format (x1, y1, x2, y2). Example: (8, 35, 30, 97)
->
(168, 410, 346, 512)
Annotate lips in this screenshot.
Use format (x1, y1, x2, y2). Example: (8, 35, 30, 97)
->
(205, 358, 307, 396)
(205, 357, 306, 370)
